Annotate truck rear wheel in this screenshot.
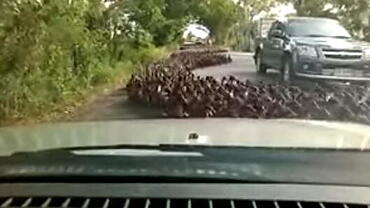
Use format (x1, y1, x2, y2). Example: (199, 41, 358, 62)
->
(256, 52, 267, 74)
(281, 57, 294, 83)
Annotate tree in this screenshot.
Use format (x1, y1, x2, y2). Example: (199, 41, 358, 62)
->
(122, 0, 191, 46)
(282, 0, 370, 41)
(332, 0, 370, 40)
(191, 0, 240, 44)
(225, 0, 279, 50)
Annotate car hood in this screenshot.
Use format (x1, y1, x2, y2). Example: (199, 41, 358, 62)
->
(292, 37, 370, 49)
(0, 119, 369, 156)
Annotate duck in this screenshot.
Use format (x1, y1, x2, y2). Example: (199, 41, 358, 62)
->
(125, 48, 370, 124)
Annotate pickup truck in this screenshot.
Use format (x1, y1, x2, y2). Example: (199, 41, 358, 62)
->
(254, 17, 370, 83)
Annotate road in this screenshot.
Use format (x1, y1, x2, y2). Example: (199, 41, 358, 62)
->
(194, 52, 280, 83)
(76, 52, 281, 121)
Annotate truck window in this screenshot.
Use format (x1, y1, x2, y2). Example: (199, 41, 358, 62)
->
(287, 19, 351, 38)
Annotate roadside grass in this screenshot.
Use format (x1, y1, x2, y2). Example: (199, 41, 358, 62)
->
(0, 46, 172, 127)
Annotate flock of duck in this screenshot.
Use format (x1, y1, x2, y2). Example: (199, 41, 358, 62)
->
(127, 48, 370, 124)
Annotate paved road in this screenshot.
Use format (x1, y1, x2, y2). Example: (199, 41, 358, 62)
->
(76, 52, 282, 121)
(194, 52, 281, 83)
(76, 89, 163, 121)
(199, 52, 354, 89)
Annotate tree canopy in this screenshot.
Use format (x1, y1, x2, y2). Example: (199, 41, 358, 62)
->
(0, 0, 250, 122)
(2, 0, 369, 123)
(281, 0, 370, 40)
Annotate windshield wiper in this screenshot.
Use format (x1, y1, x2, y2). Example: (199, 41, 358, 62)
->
(0, 174, 249, 183)
(331, 35, 351, 39)
(71, 149, 203, 157)
(302, 34, 327, 37)
(302, 34, 350, 39)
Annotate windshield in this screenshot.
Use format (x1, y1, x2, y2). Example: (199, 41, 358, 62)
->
(287, 19, 352, 38)
(1, 0, 370, 167)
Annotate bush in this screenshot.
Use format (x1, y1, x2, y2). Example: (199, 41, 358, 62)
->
(0, 0, 243, 124)
(0, 0, 170, 124)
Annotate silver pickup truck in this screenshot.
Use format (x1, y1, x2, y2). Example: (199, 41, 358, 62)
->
(254, 17, 370, 83)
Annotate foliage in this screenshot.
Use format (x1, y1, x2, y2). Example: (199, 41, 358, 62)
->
(191, 0, 240, 44)
(332, 0, 370, 41)
(0, 0, 170, 124)
(0, 0, 103, 121)
(281, 0, 370, 41)
(122, 0, 191, 46)
(0, 0, 278, 124)
(224, 0, 278, 51)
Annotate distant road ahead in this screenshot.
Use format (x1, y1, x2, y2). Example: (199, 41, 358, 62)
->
(193, 52, 280, 83)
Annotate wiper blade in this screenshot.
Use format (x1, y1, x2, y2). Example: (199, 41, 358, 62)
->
(13, 144, 200, 156)
(302, 34, 350, 39)
(0, 174, 249, 183)
(331, 35, 351, 39)
(71, 149, 203, 157)
(302, 34, 327, 37)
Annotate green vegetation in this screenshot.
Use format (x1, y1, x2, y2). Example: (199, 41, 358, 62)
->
(0, 0, 173, 124)
(0, 0, 245, 125)
(2, 0, 367, 125)
(226, 0, 278, 51)
(225, 0, 370, 51)
(281, 0, 370, 41)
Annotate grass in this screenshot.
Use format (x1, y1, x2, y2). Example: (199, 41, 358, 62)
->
(0, 46, 172, 127)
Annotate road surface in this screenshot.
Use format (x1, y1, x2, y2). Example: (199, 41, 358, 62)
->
(76, 52, 281, 121)
(194, 52, 280, 83)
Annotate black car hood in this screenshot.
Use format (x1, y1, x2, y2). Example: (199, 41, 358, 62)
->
(292, 37, 370, 49)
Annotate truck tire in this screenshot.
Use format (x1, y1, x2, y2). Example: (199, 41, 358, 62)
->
(255, 52, 267, 74)
(281, 56, 294, 83)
